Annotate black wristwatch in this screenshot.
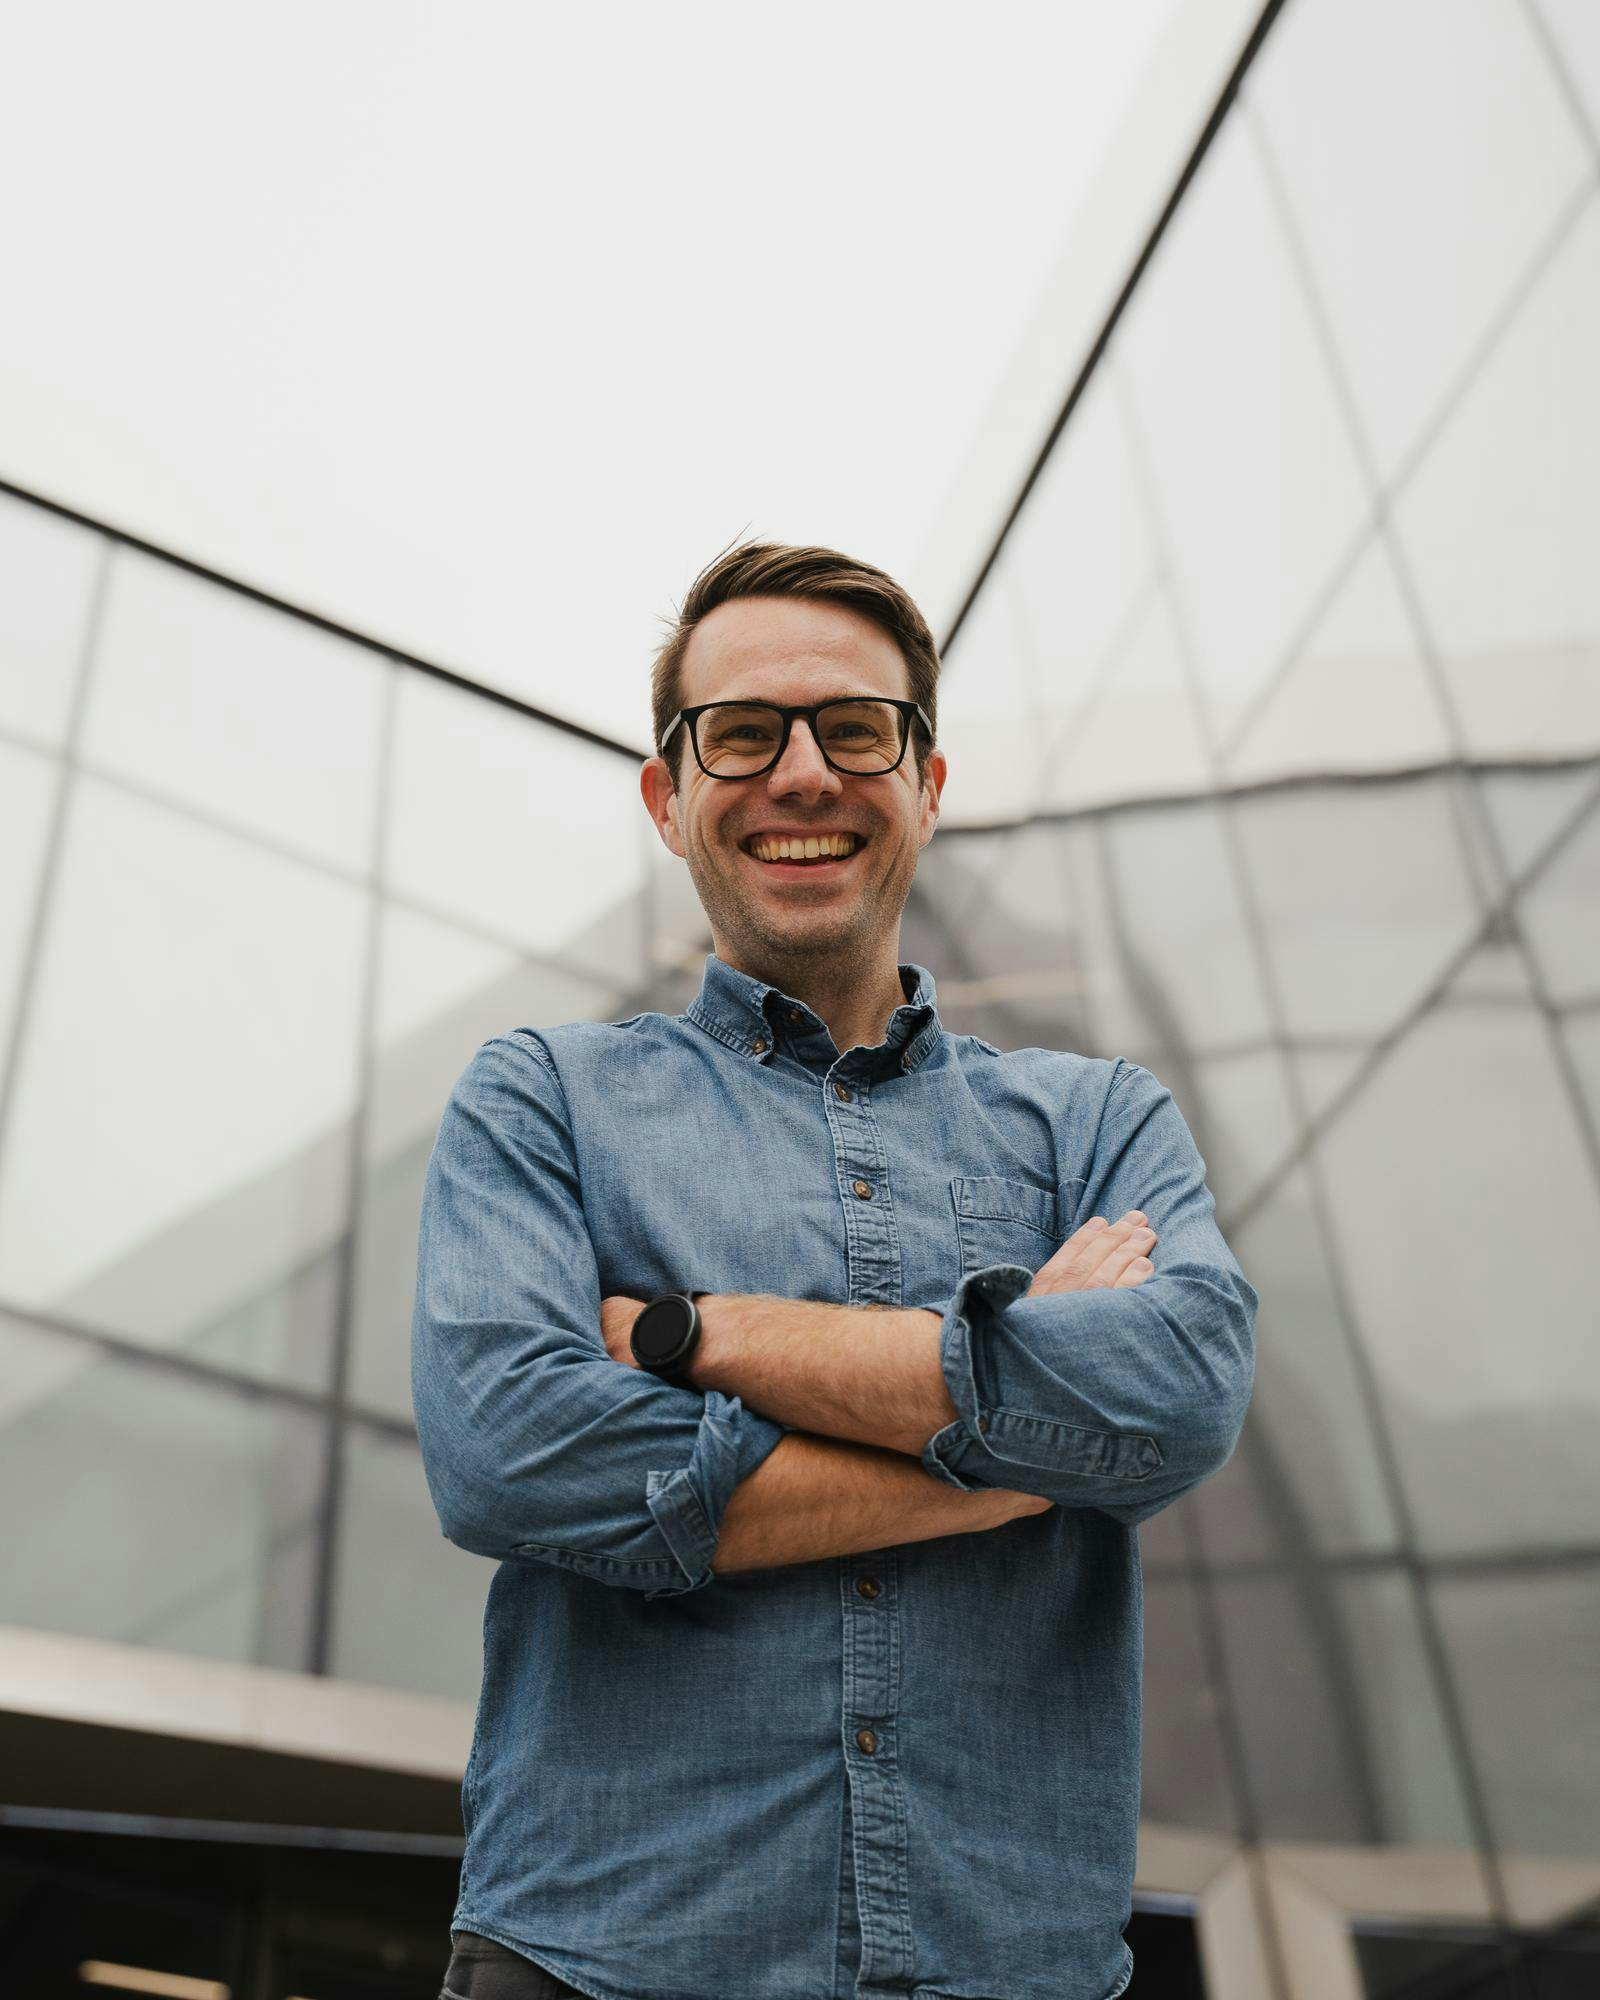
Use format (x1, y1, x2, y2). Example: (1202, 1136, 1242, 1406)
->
(630, 1292, 703, 1382)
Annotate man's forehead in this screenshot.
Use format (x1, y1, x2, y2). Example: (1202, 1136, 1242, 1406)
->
(680, 597, 908, 703)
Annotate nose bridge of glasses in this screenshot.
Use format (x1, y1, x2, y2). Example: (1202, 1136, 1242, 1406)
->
(787, 706, 832, 758)
(768, 706, 837, 783)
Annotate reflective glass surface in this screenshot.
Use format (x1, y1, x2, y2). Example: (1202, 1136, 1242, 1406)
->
(2, 1, 1596, 1983)
(923, 0, 1600, 1971)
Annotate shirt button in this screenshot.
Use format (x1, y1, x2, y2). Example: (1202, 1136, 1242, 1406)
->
(901, 1055, 913, 1072)
(787, 1007, 803, 1022)
(851, 1179, 873, 1200)
(834, 1083, 852, 1102)
(751, 1037, 768, 1054)
(855, 1575, 882, 1600)
(855, 1728, 878, 1755)
(978, 1416, 990, 1433)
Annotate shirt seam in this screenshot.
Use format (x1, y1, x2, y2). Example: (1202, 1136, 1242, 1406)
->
(500, 1028, 597, 1236)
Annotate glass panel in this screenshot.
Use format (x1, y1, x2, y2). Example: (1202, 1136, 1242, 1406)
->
(0, 738, 59, 1073)
(82, 545, 390, 872)
(1113, 110, 1371, 746)
(1222, 534, 1451, 784)
(1211, 1568, 1480, 1857)
(1140, 1574, 1241, 1834)
(1391, 195, 1600, 762)
(349, 907, 617, 1420)
(1038, 584, 1212, 813)
(1100, 799, 1273, 1056)
(1229, 771, 1483, 1062)
(1536, 0, 1600, 137)
(936, 558, 1046, 825)
(1170, 1046, 1297, 1214)
(1565, 1011, 1600, 1137)
(903, 830, 1014, 1044)
(1431, 1568, 1600, 1888)
(0, 779, 366, 1391)
(0, 1309, 321, 1669)
(1005, 361, 1158, 730)
(1515, 785, 1600, 1005)
(1248, 0, 1591, 483)
(1476, 764, 1600, 886)
(1201, 1164, 1401, 1562)
(1050, 819, 1166, 1063)
(1313, 944, 1600, 1557)
(0, 490, 101, 749)
(386, 673, 648, 979)
(330, 1417, 490, 1701)
(919, 821, 1092, 1056)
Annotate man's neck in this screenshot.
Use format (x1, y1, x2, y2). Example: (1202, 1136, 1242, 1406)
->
(718, 947, 909, 1056)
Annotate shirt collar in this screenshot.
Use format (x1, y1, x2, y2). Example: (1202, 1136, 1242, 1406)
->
(686, 950, 944, 1074)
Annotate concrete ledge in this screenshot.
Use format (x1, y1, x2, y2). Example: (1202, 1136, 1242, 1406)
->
(0, 1623, 471, 1782)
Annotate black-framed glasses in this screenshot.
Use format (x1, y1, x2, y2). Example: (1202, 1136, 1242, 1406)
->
(662, 697, 933, 780)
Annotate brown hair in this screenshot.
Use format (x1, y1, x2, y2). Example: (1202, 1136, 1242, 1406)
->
(650, 540, 940, 789)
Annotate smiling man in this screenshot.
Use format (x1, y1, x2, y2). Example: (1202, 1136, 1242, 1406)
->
(413, 542, 1258, 2000)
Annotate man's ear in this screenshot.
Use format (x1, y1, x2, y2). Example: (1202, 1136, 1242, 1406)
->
(917, 747, 948, 848)
(640, 754, 686, 858)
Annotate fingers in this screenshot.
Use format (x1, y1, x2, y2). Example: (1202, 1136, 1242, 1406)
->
(1074, 1209, 1157, 1289)
(1026, 1209, 1157, 1296)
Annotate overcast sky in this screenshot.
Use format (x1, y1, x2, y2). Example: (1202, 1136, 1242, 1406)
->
(0, 1, 1178, 748)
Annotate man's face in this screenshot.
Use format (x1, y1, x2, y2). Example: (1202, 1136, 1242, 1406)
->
(640, 596, 947, 970)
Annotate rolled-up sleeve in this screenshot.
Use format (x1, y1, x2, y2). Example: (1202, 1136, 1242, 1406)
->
(918, 1059, 1257, 1525)
(411, 1032, 787, 1598)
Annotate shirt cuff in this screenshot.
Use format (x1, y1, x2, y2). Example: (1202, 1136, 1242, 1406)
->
(644, 1388, 786, 1598)
(918, 1262, 1036, 1491)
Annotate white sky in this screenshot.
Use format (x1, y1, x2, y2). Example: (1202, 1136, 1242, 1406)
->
(0, 0, 1179, 749)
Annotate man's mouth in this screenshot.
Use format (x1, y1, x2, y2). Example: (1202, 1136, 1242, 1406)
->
(739, 831, 868, 874)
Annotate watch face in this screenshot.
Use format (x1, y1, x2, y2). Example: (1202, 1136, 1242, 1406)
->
(634, 1296, 690, 1366)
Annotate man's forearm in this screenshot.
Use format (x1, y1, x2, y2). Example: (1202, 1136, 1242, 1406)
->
(711, 1428, 1041, 1575)
(688, 1293, 957, 1457)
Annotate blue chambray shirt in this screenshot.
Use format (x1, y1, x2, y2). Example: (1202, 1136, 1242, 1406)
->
(412, 951, 1257, 2000)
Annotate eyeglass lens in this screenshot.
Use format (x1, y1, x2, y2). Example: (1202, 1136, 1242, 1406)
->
(696, 701, 905, 776)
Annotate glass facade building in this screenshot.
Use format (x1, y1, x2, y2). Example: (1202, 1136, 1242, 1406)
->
(2, 0, 1597, 1991)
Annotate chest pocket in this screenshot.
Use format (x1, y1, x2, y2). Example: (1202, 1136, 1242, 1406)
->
(951, 1174, 1076, 1277)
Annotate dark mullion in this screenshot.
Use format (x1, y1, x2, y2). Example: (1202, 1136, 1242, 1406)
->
(305, 663, 400, 1679)
(0, 474, 648, 762)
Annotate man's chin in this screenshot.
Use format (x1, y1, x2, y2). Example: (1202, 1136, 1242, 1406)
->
(689, 856, 873, 951)
(721, 893, 865, 958)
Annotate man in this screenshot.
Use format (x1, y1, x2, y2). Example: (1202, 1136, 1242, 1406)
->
(414, 541, 1257, 2000)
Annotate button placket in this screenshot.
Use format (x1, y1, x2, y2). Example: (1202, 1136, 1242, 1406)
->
(840, 1550, 911, 1989)
(827, 1062, 898, 1312)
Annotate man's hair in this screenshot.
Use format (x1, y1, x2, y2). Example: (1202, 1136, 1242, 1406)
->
(650, 540, 941, 790)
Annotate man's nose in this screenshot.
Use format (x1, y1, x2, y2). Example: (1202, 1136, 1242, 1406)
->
(766, 718, 842, 798)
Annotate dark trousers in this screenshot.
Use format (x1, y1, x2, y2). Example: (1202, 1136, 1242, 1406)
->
(439, 1929, 590, 1999)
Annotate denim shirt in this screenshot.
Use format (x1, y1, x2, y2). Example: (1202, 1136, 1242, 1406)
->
(412, 952, 1257, 2000)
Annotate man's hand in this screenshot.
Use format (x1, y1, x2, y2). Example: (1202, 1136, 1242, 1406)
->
(600, 1294, 647, 1367)
(1026, 1210, 1157, 1297)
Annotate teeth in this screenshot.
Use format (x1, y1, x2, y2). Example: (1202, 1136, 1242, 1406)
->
(749, 833, 860, 862)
